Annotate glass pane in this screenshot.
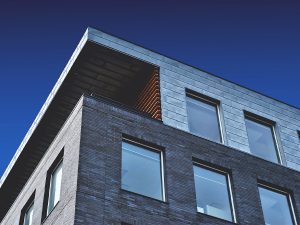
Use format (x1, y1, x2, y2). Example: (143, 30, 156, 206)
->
(186, 96, 221, 142)
(193, 165, 233, 222)
(259, 187, 295, 225)
(121, 142, 163, 201)
(47, 161, 63, 215)
(23, 203, 33, 225)
(245, 118, 279, 163)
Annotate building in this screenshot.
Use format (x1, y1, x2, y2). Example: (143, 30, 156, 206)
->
(1, 27, 300, 225)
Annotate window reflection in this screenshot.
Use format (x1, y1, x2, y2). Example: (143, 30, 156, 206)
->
(23, 203, 34, 225)
(47, 161, 63, 215)
(193, 165, 234, 222)
(186, 96, 221, 143)
(259, 186, 295, 225)
(245, 118, 279, 163)
(121, 141, 164, 201)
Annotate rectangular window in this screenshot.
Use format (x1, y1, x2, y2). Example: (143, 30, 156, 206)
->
(121, 139, 165, 201)
(47, 160, 63, 214)
(244, 113, 280, 163)
(19, 192, 35, 225)
(186, 91, 222, 143)
(258, 185, 297, 225)
(42, 151, 64, 220)
(193, 164, 235, 222)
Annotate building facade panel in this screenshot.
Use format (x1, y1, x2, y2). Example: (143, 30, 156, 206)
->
(87, 28, 300, 171)
(74, 96, 300, 225)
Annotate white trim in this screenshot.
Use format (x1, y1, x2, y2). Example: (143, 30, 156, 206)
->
(185, 93, 225, 144)
(46, 159, 63, 216)
(244, 115, 282, 165)
(193, 162, 237, 223)
(122, 138, 166, 202)
(0, 29, 88, 187)
(258, 183, 298, 225)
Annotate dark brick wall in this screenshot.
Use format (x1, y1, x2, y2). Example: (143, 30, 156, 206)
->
(3, 96, 299, 225)
(75, 96, 300, 225)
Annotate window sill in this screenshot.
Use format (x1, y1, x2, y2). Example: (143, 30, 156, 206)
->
(196, 211, 237, 225)
(41, 201, 60, 224)
(120, 188, 168, 205)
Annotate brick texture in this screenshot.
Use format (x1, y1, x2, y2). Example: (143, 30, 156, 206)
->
(74, 96, 300, 225)
(1, 98, 83, 225)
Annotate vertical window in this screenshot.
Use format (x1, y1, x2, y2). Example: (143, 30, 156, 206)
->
(244, 114, 280, 163)
(19, 193, 35, 225)
(258, 185, 297, 225)
(42, 151, 64, 220)
(47, 160, 63, 214)
(23, 204, 33, 225)
(193, 164, 235, 222)
(121, 140, 165, 201)
(186, 92, 222, 143)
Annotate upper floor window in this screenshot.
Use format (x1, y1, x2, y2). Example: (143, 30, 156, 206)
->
(19, 193, 35, 225)
(258, 185, 297, 225)
(42, 151, 64, 220)
(47, 160, 63, 215)
(244, 113, 280, 163)
(193, 163, 235, 222)
(186, 91, 222, 143)
(121, 139, 165, 201)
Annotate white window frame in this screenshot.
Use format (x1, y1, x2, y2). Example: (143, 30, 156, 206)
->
(46, 159, 63, 216)
(22, 201, 34, 225)
(186, 91, 225, 144)
(244, 112, 282, 164)
(122, 138, 166, 202)
(193, 162, 237, 223)
(258, 183, 298, 225)
(19, 192, 35, 225)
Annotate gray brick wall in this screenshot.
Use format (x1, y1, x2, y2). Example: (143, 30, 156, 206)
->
(88, 28, 300, 171)
(75, 96, 300, 225)
(1, 98, 83, 225)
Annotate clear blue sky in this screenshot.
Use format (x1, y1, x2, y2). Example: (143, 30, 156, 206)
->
(0, 0, 299, 177)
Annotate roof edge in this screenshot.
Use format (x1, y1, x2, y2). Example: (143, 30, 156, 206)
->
(0, 28, 89, 188)
(1, 26, 299, 188)
(87, 26, 299, 111)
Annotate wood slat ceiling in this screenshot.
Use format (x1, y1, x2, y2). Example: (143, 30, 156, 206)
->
(0, 41, 157, 221)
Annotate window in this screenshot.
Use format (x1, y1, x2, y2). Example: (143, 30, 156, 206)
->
(19, 193, 35, 225)
(186, 92, 222, 143)
(121, 140, 165, 201)
(193, 164, 235, 222)
(47, 160, 63, 214)
(42, 151, 64, 220)
(244, 114, 280, 163)
(258, 185, 297, 225)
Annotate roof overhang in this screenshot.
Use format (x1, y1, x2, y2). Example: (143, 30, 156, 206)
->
(0, 27, 158, 220)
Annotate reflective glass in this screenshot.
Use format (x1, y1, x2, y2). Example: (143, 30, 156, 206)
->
(121, 142, 163, 201)
(245, 118, 279, 163)
(23, 203, 33, 225)
(186, 96, 221, 142)
(259, 186, 295, 225)
(193, 165, 233, 222)
(47, 161, 63, 215)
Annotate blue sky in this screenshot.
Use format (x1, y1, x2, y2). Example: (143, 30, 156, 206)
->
(0, 0, 299, 177)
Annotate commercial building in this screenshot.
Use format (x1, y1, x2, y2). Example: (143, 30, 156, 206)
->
(1, 27, 300, 225)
